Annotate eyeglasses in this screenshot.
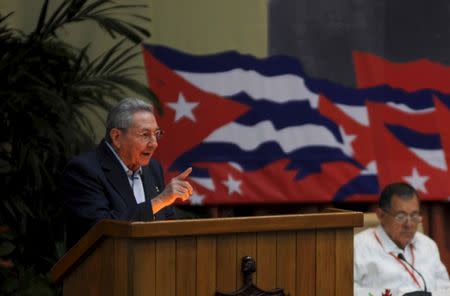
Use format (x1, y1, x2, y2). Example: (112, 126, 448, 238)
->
(120, 128, 164, 143)
(136, 129, 164, 143)
(385, 210, 422, 224)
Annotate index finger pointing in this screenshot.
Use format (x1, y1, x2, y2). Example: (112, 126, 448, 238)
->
(175, 167, 192, 180)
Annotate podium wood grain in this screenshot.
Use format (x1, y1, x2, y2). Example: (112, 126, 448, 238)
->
(155, 238, 175, 296)
(216, 234, 237, 293)
(296, 230, 316, 295)
(53, 209, 362, 296)
(276, 231, 297, 295)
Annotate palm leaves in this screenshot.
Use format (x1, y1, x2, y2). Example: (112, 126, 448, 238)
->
(0, 1, 156, 293)
(32, 0, 151, 42)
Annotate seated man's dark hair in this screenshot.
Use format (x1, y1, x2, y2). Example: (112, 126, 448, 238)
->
(379, 182, 418, 211)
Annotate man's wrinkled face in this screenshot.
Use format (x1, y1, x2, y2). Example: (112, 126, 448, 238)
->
(377, 194, 420, 249)
(110, 111, 160, 171)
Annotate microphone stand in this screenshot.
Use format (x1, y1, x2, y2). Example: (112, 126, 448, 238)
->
(397, 253, 432, 296)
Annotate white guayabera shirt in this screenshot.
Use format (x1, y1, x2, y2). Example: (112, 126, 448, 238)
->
(354, 225, 450, 295)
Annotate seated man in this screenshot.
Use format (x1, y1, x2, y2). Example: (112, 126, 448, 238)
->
(354, 182, 450, 294)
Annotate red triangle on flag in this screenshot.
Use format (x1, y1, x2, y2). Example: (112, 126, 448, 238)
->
(142, 48, 250, 172)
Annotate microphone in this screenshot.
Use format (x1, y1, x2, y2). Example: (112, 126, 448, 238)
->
(397, 253, 432, 296)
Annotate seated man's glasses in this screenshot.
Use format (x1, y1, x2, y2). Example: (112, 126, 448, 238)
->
(384, 210, 422, 224)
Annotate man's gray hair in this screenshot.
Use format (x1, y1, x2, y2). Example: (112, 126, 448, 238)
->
(105, 98, 154, 142)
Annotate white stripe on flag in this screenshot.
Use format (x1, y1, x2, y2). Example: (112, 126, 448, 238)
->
(204, 121, 348, 154)
(336, 104, 369, 126)
(410, 148, 447, 171)
(387, 102, 434, 114)
(177, 69, 319, 108)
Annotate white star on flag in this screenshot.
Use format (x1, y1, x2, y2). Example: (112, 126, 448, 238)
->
(222, 174, 242, 196)
(189, 191, 205, 205)
(340, 126, 356, 157)
(167, 93, 199, 122)
(403, 167, 429, 194)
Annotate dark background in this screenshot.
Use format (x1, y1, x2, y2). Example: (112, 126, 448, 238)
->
(269, 0, 450, 86)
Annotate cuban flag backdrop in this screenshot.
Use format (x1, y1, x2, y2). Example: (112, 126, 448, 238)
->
(142, 44, 450, 205)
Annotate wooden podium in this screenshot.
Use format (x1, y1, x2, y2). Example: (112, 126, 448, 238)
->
(51, 209, 363, 296)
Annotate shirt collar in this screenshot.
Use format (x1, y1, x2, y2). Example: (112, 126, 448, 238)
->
(376, 224, 417, 253)
(105, 140, 142, 177)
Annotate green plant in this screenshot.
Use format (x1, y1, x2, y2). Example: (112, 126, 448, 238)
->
(0, 0, 157, 293)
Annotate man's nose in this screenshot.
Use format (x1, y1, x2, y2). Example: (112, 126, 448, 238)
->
(403, 217, 415, 227)
(147, 140, 158, 148)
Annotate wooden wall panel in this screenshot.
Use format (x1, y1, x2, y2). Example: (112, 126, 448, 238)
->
(196, 236, 217, 296)
(130, 239, 155, 296)
(335, 229, 354, 295)
(276, 231, 296, 295)
(176, 237, 197, 296)
(216, 234, 237, 293)
(155, 238, 176, 296)
(256, 232, 277, 290)
(296, 230, 316, 296)
(316, 230, 336, 296)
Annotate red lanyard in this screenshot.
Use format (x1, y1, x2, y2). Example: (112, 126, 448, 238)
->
(373, 231, 420, 288)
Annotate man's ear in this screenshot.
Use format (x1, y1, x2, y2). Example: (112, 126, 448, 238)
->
(375, 207, 385, 222)
(110, 128, 121, 149)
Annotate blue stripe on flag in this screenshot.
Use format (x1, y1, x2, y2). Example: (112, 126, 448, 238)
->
(386, 124, 442, 149)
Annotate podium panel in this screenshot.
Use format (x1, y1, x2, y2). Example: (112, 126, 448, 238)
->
(52, 209, 363, 296)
